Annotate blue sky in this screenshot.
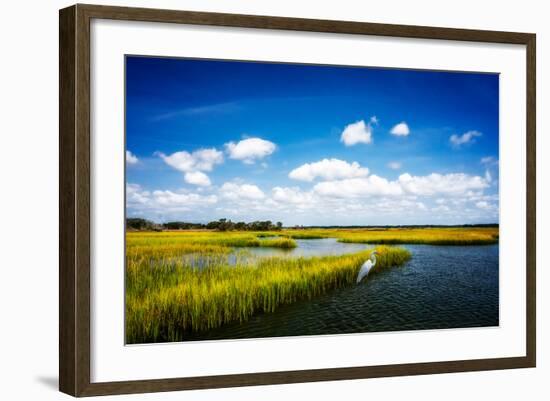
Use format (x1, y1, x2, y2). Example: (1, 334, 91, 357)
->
(126, 56, 499, 226)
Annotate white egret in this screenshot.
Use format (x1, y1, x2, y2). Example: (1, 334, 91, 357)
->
(356, 250, 378, 283)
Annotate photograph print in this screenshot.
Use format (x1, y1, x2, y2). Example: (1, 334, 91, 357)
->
(125, 56, 499, 344)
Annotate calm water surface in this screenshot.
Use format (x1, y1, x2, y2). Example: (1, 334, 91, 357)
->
(181, 241, 499, 341)
(245, 238, 371, 257)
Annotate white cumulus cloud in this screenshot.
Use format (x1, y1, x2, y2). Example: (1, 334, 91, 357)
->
(272, 186, 314, 205)
(126, 183, 218, 216)
(157, 148, 223, 186)
(450, 130, 482, 147)
(390, 122, 410, 136)
(340, 120, 373, 146)
(126, 183, 149, 204)
(220, 182, 266, 201)
(312, 172, 489, 199)
(158, 148, 223, 172)
(289, 158, 369, 182)
(314, 175, 403, 198)
(184, 171, 211, 186)
(398, 173, 489, 196)
(225, 137, 276, 164)
(126, 150, 139, 165)
(152, 190, 217, 207)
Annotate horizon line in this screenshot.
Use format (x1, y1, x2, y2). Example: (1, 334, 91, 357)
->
(126, 217, 499, 228)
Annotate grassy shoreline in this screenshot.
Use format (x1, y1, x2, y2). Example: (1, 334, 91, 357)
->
(126, 245, 410, 344)
(283, 227, 499, 245)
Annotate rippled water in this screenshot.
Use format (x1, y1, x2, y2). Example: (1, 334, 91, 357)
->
(181, 243, 499, 341)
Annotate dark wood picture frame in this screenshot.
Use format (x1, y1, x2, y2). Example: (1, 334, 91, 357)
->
(59, 3, 536, 397)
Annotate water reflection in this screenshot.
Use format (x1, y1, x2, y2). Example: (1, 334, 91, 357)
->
(165, 238, 374, 269)
(245, 238, 372, 258)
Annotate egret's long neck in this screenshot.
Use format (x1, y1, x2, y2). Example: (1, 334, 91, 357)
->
(371, 254, 377, 266)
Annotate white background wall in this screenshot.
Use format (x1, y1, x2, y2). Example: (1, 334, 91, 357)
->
(0, 0, 546, 399)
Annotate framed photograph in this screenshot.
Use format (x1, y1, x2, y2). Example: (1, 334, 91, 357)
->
(59, 4, 536, 397)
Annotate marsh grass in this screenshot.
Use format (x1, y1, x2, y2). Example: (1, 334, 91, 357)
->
(125, 244, 410, 343)
(258, 237, 297, 248)
(238, 227, 498, 245)
(334, 227, 498, 245)
(256, 232, 278, 238)
(127, 231, 297, 251)
(286, 233, 326, 239)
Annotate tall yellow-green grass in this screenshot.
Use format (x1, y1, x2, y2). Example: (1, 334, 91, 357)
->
(127, 231, 297, 260)
(335, 227, 498, 245)
(278, 227, 498, 245)
(125, 237, 410, 343)
(127, 227, 498, 251)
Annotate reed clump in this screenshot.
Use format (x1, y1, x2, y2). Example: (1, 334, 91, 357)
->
(259, 237, 297, 248)
(286, 232, 326, 239)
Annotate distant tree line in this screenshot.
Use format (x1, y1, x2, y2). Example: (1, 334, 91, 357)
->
(126, 218, 163, 231)
(126, 217, 283, 232)
(126, 217, 498, 232)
